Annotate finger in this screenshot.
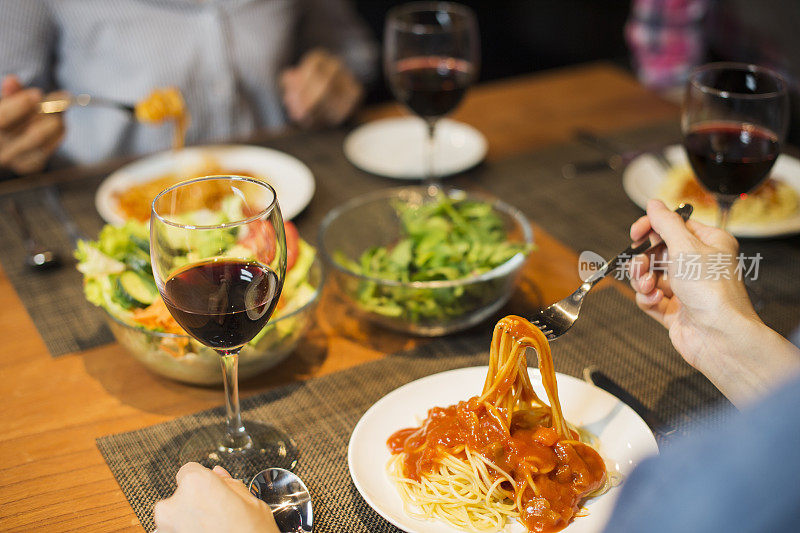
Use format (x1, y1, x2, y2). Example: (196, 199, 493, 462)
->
(286, 54, 340, 124)
(637, 287, 663, 306)
(634, 290, 670, 328)
(153, 499, 177, 532)
(685, 219, 739, 253)
(645, 199, 700, 252)
(220, 476, 257, 501)
(319, 72, 362, 126)
(630, 215, 652, 242)
(631, 271, 657, 294)
(280, 68, 299, 92)
(630, 253, 650, 280)
(0, 87, 42, 130)
(8, 128, 64, 175)
(0, 114, 63, 166)
(175, 462, 207, 485)
(211, 465, 233, 479)
(1, 75, 23, 98)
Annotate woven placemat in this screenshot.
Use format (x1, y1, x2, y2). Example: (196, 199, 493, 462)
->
(5, 122, 799, 355)
(97, 287, 730, 532)
(0, 129, 400, 357)
(465, 123, 800, 337)
(0, 178, 112, 356)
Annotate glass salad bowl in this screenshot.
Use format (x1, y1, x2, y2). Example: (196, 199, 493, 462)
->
(319, 187, 534, 336)
(103, 254, 323, 385)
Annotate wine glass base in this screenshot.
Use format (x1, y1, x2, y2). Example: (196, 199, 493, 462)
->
(178, 421, 298, 480)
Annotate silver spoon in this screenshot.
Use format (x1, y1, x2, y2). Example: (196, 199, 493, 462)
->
(249, 468, 313, 533)
(7, 200, 61, 270)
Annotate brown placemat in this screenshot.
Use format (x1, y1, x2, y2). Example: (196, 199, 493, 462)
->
(5, 122, 799, 355)
(96, 287, 731, 532)
(465, 123, 800, 337)
(0, 129, 403, 357)
(0, 177, 113, 356)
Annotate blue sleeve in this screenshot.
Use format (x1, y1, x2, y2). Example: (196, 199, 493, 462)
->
(603, 375, 800, 533)
(0, 0, 56, 89)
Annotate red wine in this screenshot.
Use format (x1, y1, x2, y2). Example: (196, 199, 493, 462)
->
(390, 56, 473, 118)
(163, 259, 281, 350)
(684, 122, 780, 197)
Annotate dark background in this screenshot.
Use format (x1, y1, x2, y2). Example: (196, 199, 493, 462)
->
(354, 0, 633, 103)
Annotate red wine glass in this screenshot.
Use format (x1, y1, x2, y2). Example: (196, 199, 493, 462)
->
(384, 1, 479, 189)
(150, 176, 296, 475)
(682, 62, 789, 229)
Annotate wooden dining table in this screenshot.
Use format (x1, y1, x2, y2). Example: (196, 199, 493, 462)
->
(0, 62, 678, 532)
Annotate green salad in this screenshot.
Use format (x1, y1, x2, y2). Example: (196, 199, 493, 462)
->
(76, 205, 316, 353)
(334, 196, 533, 323)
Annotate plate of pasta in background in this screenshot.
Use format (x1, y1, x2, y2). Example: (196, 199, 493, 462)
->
(348, 316, 658, 533)
(95, 144, 315, 225)
(623, 144, 800, 238)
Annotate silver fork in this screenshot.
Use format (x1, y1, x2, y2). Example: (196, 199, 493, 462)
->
(532, 204, 693, 340)
(39, 93, 134, 114)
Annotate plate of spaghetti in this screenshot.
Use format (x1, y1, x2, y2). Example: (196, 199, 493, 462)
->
(95, 144, 315, 225)
(348, 316, 658, 533)
(622, 144, 800, 237)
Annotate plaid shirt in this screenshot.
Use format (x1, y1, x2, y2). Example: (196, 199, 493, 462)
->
(626, 0, 710, 89)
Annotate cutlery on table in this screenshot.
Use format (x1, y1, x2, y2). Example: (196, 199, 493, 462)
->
(531, 204, 693, 340)
(561, 129, 673, 179)
(43, 186, 87, 247)
(39, 93, 134, 115)
(583, 367, 677, 443)
(249, 468, 313, 533)
(7, 199, 61, 270)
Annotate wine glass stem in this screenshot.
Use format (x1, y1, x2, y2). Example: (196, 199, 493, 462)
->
(424, 118, 440, 193)
(716, 196, 736, 230)
(218, 349, 251, 451)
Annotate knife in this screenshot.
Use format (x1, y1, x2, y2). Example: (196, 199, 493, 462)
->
(583, 367, 677, 442)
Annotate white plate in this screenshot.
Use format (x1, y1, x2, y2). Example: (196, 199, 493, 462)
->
(348, 366, 658, 533)
(95, 144, 315, 224)
(344, 117, 487, 179)
(622, 144, 800, 238)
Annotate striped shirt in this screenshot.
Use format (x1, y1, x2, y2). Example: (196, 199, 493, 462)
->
(0, 0, 377, 165)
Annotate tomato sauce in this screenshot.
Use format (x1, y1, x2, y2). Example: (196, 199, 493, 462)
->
(387, 397, 607, 533)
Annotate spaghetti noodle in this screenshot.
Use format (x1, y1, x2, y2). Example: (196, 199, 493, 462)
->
(135, 86, 190, 150)
(387, 316, 611, 532)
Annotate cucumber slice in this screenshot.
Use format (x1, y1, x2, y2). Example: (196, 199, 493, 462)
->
(124, 248, 153, 276)
(117, 271, 158, 307)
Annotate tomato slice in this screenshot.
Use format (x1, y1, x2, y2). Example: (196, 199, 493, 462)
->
(284, 220, 299, 271)
(239, 220, 299, 271)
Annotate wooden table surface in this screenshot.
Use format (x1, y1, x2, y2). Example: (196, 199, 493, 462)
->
(0, 62, 677, 532)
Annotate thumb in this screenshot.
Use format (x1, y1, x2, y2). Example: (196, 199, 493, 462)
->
(645, 199, 700, 252)
(1, 75, 23, 98)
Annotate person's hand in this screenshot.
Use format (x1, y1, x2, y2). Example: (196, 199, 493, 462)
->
(0, 75, 65, 175)
(281, 48, 363, 129)
(629, 199, 800, 406)
(154, 462, 279, 533)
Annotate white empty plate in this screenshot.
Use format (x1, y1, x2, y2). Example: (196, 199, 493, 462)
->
(344, 117, 487, 179)
(348, 366, 658, 533)
(95, 144, 315, 224)
(622, 145, 800, 238)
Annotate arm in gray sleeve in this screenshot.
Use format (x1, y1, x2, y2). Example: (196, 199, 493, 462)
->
(295, 0, 378, 84)
(0, 0, 56, 89)
(602, 374, 800, 533)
